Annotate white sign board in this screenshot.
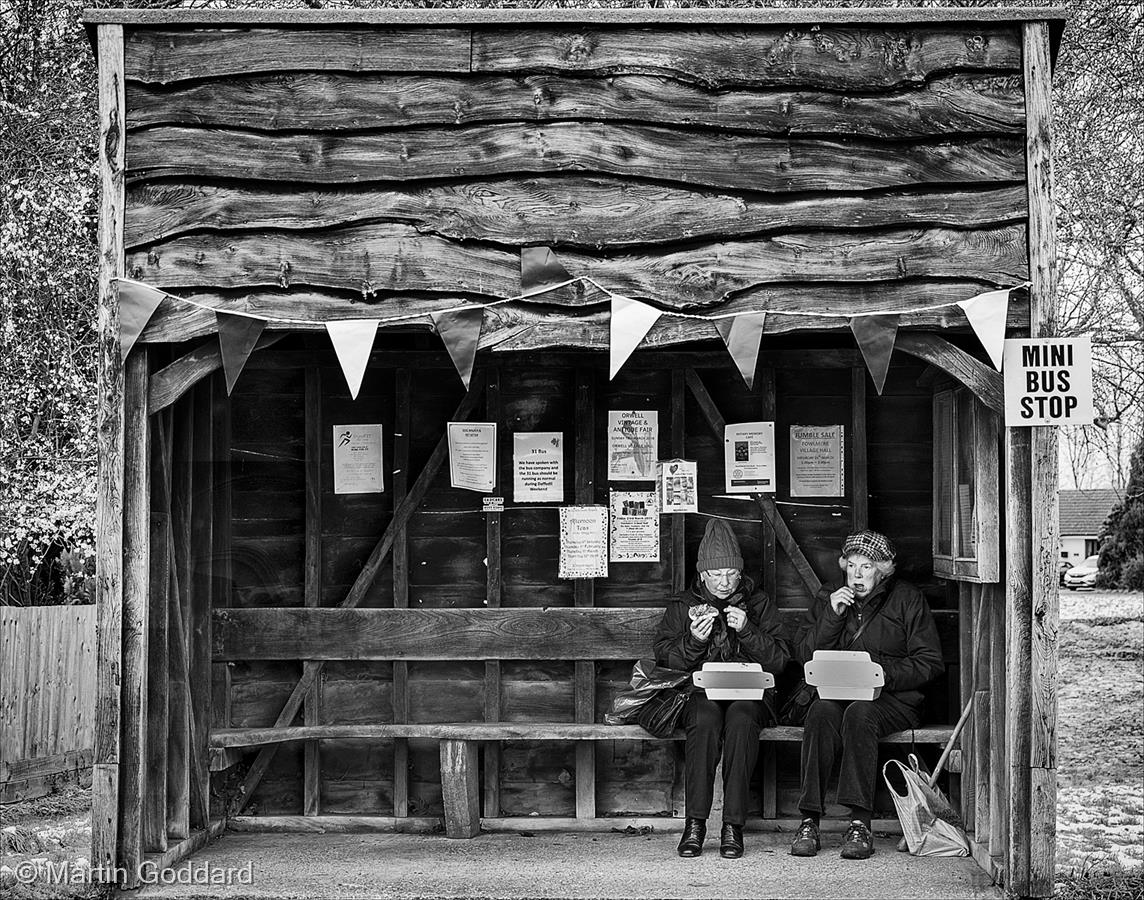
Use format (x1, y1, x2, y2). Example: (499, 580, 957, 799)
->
(513, 432, 564, 502)
(723, 422, 776, 493)
(448, 422, 497, 492)
(332, 424, 384, 495)
(1002, 336, 1094, 427)
(607, 410, 658, 481)
(790, 425, 844, 498)
(558, 506, 609, 579)
(609, 490, 660, 562)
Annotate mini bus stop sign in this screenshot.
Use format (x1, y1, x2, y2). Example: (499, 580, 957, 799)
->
(1003, 336, 1094, 426)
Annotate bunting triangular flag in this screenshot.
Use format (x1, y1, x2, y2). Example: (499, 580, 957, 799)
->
(216, 312, 266, 396)
(431, 308, 484, 389)
(850, 314, 900, 395)
(117, 278, 167, 361)
(609, 296, 662, 380)
(521, 246, 574, 295)
(958, 288, 1011, 371)
(715, 313, 766, 389)
(325, 320, 380, 400)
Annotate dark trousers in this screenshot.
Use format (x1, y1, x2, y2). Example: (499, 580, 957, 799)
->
(682, 695, 763, 825)
(797, 694, 920, 815)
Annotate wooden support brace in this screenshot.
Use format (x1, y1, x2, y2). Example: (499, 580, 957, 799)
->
(894, 333, 1004, 414)
(148, 334, 285, 414)
(229, 372, 486, 816)
(440, 740, 480, 839)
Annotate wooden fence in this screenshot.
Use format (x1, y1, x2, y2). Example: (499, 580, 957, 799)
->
(1, 605, 96, 801)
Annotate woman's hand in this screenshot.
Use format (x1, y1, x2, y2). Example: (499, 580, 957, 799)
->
(829, 586, 856, 616)
(725, 606, 747, 632)
(690, 614, 715, 642)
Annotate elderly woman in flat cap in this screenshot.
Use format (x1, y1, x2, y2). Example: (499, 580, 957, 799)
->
(653, 518, 789, 860)
(789, 529, 944, 861)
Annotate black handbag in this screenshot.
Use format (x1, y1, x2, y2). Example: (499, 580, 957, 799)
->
(635, 687, 690, 738)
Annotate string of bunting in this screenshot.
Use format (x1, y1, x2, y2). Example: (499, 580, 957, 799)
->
(114, 246, 1027, 399)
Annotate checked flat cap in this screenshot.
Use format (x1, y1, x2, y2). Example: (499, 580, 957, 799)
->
(841, 530, 897, 562)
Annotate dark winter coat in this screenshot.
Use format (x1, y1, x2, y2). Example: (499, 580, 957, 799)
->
(653, 575, 790, 674)
(793, 575, 945, 710)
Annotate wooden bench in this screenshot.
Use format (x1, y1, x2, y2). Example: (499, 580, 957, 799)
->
(211, 606, 960, 837)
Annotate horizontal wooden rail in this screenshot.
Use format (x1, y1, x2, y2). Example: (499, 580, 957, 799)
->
(213, 606, 960, 662)
(211, 722, 958, 749)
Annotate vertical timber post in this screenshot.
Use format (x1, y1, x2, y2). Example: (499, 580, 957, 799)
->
(92, 21, 126, 879)
(574, 368, 597, 821)
(484, 368, 503, 819)
(1024, 20, 1061, 899)
(303, 367, 322, 816)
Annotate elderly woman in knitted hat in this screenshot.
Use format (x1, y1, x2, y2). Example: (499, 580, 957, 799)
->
(789, 529, 944, 861)
(652, 518, 789, 860)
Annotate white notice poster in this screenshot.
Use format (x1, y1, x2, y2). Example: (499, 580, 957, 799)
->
(332, 424, 384, 495)
(609, 491, 660, 562)
(658, 459, 698, 514)
(448, 422, 497, 492)
(513, 432, 564, 503)
(790, 425, 845, 498)
(608, 410, 658, 481)
(723, 422, 776, 493)
(558, 506, 609, 579)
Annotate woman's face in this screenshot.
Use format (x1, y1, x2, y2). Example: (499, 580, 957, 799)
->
(700, 567, 741, 600)
(844, 554, 885, 598)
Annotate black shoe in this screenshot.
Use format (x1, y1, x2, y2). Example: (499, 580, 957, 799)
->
(840, 820, 875, 859)
(790, 818, 821, 857)
(719, 822, 744, 858)
(677, 818, 706, 857)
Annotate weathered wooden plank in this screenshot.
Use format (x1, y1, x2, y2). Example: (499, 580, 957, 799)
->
(210, 375, 233, 733)
(484, 370, 503, 819)
(117, 349, 150, 883)
(471, 26, 1022, 89)
(148, 334, 285, 414)
(210, 723, 958, 748)
(440, 740, 480, 838)
(144, 419, 171, 853)
(850, 368, 868, 530)
(894, 333, 1005, 414)
(989, 577, 1007, 861)
(126, 71, 1025, 137)
(1025, 22, 1060, 897)
(213, 607, 661, 662)
(137, 281, 1031, 346)
(127, 124, 1025, 191)
(92, 22, 126, 877)
(670, 370, 686, 593)
(127, 223, 1028, 308)
(959, 584, 976, 832)
(189, 384, 213, 831)
(393, 369, 411, 819)
(573, 368, 597, 820)
(303, 367, 322, 818)
(167, 405, 192, 842)
(1005, 425, 1033, 896)
(124, 28, 472, 83)
(759, 367, 777, 603)
(125, 180, 1028, 251)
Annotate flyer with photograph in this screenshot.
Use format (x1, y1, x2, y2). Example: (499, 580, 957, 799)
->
(658, 459, 698, 513)
(609, 490, 660, 562)
(513, 432, 564, 502)
(447, 422, 497, 492)
(607, 410, 658, 481)
(790, 425, 845, 497)
(332, 424, 384, 495)
(723, 422, 776, 493)
(558, 506, 609, 578)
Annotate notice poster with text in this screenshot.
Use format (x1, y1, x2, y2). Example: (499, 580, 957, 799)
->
(609, 490, 660, 562)
(723, 422, 776, 493)
(789, 425, 844, 497)
(658, 459, 698, 514)
(448, 422, 497, 492)
(1003, 336, 1095, 426)
(558, 506, 609, 579)
(607, 410, 658, 480)
(332, 424, 384, 495)
(513, 432, 564, 502)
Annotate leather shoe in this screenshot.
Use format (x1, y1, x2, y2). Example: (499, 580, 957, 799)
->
(677, 818, 706, 857)
(720, 822, 744, 858)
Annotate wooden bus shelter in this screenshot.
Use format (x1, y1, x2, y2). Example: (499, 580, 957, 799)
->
(84, 7, 1066, 898)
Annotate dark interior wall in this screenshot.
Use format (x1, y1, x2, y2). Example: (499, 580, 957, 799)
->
(222, 349, 940, 816)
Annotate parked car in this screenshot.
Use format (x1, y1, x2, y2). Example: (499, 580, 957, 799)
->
(1059, 560, 1073, 586)
(1063, 554, 1100, 590)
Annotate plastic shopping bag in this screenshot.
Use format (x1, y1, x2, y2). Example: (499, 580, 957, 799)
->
(882, 754, 970, 858)
(604, 659, 691, 725)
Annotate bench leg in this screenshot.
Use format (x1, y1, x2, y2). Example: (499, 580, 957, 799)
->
(440, 740, 480, 838)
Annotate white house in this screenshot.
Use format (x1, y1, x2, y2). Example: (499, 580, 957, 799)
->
(1059, 488, 1121, 563)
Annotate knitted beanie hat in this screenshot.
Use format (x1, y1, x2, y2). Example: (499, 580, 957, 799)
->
(841, 529, 896, 562)
(697, 519, 743, 572)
